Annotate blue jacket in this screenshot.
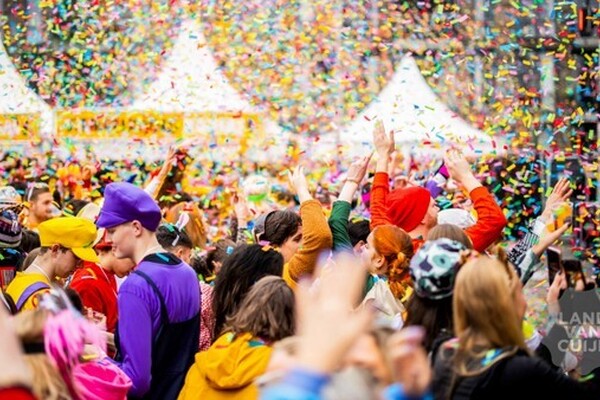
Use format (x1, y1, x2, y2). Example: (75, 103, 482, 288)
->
(260, 368, 432, 400)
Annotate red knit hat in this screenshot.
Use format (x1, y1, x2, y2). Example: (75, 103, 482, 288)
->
(387, 186, 432, 232)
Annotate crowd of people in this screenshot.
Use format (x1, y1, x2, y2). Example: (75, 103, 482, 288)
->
(0, 120, 599, 400)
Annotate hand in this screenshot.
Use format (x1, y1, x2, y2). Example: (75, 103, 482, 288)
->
(232, 191, 252, 223)
(547, 270, 567, 316)
(444, 150, 481, 192)
(0, 303, 32, 390)
(288, 166, 312, 203)
(295, 253, 372, 373)
(541, 178, 573, 222)
(388, 327, 432, 397)
(345, 153, 373, 185)
(373, 120, 395, 159)
(532, 223, 570, 257)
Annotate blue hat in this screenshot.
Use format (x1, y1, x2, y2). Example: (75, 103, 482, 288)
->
(96, 182, 161, 232)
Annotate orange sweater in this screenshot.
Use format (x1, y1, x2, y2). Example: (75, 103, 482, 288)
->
(283, 199, 333, 290)
(370, 172, 507, 253)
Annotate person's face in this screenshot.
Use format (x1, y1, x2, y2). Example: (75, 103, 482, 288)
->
(344, 333, 391, 384)
(359, 233, 386, 274)
(31, 192, 53, 221)
(422, 197, 439, 229)
(99, 248, 136, 277)
(52, 247, 81, 278)
(513, 281, 527, 322)
(105, 222, 137, 259)
(280, 225, 303, 263)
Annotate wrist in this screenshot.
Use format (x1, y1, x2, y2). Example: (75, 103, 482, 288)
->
(376, 159, 389, 173)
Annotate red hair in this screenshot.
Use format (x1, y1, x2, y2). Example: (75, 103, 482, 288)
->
(372, 225, 414, 299)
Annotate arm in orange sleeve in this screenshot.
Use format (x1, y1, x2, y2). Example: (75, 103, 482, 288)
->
(283, 199, 333, 289)
(370, 172, 393, 230)
(464, 186, 508, 252)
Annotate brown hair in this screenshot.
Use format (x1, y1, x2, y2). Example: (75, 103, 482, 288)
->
(427, 224, 473, 250)
(451, 254, 527, 377)
(14, 310, 71, 400)
(371, 225, 414, 299)
(261, 210, 301, 246)
(164, 202, 207, 250)
(223, 276, 295, 342)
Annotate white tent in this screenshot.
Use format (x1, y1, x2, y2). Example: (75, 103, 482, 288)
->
(130, 19, 251, 113)
(334, 55, 503, 159)
(0, 41, 54, 139)
(129, 17, 289, 163)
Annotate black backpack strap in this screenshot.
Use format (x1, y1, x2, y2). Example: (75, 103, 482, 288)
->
(133, 270, 169, 324)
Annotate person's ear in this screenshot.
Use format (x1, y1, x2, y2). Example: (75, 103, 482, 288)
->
(131, 221, 143, 237)
(373, 255, 385, 271)
(50, 244, 61, 255)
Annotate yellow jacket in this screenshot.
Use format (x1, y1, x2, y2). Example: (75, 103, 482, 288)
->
(6, 272, 50, 311)
(178, 332, 272, 400)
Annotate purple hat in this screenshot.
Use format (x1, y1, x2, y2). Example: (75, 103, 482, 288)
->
(96, 182, 161, 231)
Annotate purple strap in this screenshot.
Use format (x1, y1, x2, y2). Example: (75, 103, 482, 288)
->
(16, 281, 50, 311)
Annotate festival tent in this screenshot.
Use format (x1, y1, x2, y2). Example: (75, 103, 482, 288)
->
(0, 41, 54, 138)
(129, 17, 290, 163)
(321, 55, 504, 160)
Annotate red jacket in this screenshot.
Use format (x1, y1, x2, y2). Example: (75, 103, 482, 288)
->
(70, 261, 118, 333)
(370, 172, 507, 253)
(0, 388, 36, 400)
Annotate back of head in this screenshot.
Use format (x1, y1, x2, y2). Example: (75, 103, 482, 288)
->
(437, 209, 476, 230)
(386, 186, 431, 232)
(20, 229, 41, 254)
(427, 224, 473, 250)
(212, 244, 284, 338)
(348, 219, 370, 247)
(164, 202, 207, 249)
(453, 256, 525, 354)
(371, 225, 413, 299)
(206, 238, 236, 268)
(156, 224, 193, 251)
(224, 276, 295, 342)
(260, 210, 301, 246)
(14, 309, 71, 400)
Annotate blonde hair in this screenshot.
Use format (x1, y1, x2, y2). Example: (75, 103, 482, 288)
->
(451, 253, 527, 377)
(14, 310, 71, 400)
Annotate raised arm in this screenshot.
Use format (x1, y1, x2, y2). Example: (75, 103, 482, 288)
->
(329, 154, 372, 251)
(283, 166, 333, 289)
(370, 120, 395, 229)
(445, 150, 507, 252)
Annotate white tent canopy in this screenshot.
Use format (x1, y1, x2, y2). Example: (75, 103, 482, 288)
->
(130, 18, 252, 113)
(0, 43, 51, 115)
(334, 55, 503, 159)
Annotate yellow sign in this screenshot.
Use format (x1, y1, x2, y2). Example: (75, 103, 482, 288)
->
(56, 110, 184, 139)
(0, 114, 40, 141)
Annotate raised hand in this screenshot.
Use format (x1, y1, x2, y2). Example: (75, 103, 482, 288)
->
(373, 120, 395, 159)
(541, 178, 573, 222)
(295, 253, 372, 373)
(232, 190, 252, 222)
(444, 149, 481, 192)
(288, 165, 312, 204)
(388, 326, 432, 397)
(346, 153, 373, 185)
